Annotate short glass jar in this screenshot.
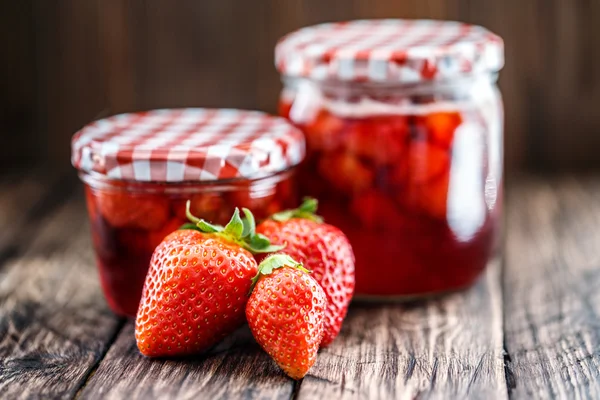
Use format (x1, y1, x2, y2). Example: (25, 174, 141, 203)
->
(276, 20, 504, 298)
(72, 109, 305, 316)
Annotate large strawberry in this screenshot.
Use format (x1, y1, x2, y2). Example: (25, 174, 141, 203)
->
(246, 254, 327, 379)
(257, 198, 355, 346)
(135, 204, 282, 357)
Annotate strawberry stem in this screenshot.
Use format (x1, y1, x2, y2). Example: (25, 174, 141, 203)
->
(184, 200, 285, 254)
(270, 197, 324, 223)
(249, 254, 310, 294)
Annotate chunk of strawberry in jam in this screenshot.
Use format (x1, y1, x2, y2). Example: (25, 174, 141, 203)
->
(347, 116, 408, 165)
(404, 173, 450, 220)
(390, 140, 449, 191)
(407, 141, 450, 184)
(319, 152, 374, 194)
(148, 218, 183, 249)
(421, 111, 462, 149)
(97, 192, 170, 231)
(228, 188, 278, 220)
(172, 193, 230, 225)
(351, 190, 404, 229)
(303, 110, 346, 152)
(399, 140, 451, 220)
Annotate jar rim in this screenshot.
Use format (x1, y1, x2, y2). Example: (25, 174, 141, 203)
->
(282, 73, 498, 95)
(79, 167, 295, 194)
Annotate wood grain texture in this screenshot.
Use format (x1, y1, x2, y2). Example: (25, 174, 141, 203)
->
(299, 260, 507, 400)
(0, 190, 122, 399)
(8, 172, 600, 399)
(80, 323, 293, 399)
(82, 262, 506, 400)
(504, 177, 600, 399)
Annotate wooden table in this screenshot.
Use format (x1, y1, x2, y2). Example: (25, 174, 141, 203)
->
(2, 171, 600, 399)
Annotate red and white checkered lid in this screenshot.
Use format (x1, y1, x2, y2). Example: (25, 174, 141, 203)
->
(71, 108, 305, 182)
(276, 19, 504, 83)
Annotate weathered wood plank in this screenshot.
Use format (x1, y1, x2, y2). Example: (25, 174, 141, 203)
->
(504, 177, 600, 399)
(298, 260, 507, 400)
(0, 188, 123, 399)
(82, 264, 506, 400)
(0, 172, 81, 269)
(80, 322, 294, 399)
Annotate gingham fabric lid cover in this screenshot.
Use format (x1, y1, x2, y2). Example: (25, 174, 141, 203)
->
(275, 19, 504, 83)
(71, 108, 305, 182)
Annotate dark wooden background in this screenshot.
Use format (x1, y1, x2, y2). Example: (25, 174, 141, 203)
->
(2, 0, 600, 175)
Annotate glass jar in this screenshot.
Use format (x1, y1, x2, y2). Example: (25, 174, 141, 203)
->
(72, 108, 305, 316)
(276, 20, 504, 298)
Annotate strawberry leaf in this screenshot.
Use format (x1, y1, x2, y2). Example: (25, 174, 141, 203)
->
(249, 254, 310, 292)
(185, 200, 221, 232)
(198, 220, 222, 233)
(247, 233, 285, 254)
(298, 197, 318, 213)
(270, 197, 324, 223)
(185, 200, 202, 225)
(179, 222, 202, 231)
(241, 208, 256, 238)
(185, 203, 285, 255)
(223, 208, 244, 237)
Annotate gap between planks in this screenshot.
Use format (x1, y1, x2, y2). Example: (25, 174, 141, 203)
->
(73, 318, 127, 400)
(503, 176, 600, 399)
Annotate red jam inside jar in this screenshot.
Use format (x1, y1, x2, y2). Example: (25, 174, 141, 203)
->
(72, 109, 305, 316)
(276, 20, 504, 298)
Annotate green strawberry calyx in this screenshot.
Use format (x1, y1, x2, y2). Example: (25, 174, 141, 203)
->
(270, 197, 324, 223)
(181, 201, 285, 254)
(249, 253, 310, 293)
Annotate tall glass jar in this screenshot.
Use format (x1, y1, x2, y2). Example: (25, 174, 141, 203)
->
(72, 108, 305, 316)
(276, 20, 504, 298)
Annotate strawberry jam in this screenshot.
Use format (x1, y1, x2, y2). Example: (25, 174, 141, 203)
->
(279, 80, 503, 297)
(82, 171, 297, 316)
(72, 108, 305, 317)
(275, 19, 504, 298)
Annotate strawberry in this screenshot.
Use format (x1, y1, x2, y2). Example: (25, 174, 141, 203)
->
(135, 204, 283, 357)
(97, 191, 170, 230)
(256, 198, 355, 347)
(246, 254, 327, 379)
